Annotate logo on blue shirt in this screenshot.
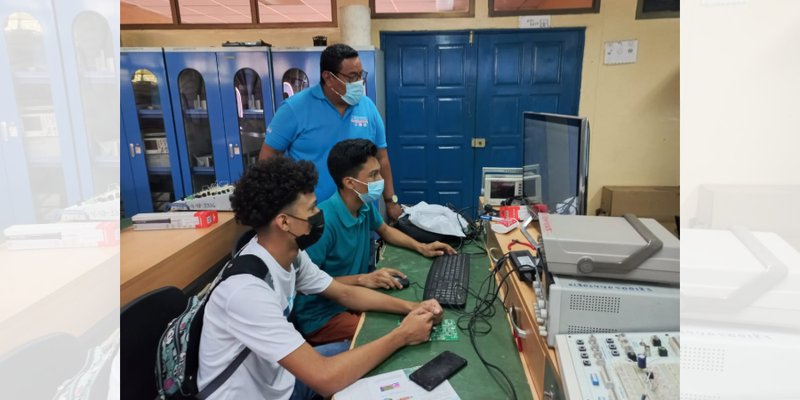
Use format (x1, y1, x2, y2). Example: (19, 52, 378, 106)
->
(350, 116, 368, 128)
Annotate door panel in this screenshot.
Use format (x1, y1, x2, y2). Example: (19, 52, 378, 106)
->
(120, 50, 184, 215)
(474, 30, 584, 203)
(383, 29, 584, 211)
(164, 50, 229, 194)
(215, 50, 274, 180)
(383, 33, 477, 210)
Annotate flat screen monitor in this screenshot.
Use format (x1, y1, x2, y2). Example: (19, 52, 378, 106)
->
(522, 111, 590, 215)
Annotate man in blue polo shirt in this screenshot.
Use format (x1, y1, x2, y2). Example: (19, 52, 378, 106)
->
(294, 139, 456, 345)
(259, 44, 403, 221)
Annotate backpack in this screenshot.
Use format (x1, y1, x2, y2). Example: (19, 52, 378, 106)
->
(156, 253, 299, 399)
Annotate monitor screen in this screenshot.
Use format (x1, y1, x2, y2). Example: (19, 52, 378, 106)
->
(522, 112, 589, 214)
(490, 180, 517, 199)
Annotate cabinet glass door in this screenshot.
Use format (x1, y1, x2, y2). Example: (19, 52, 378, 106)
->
(233, 68, 265, 172)
(177, 69, 216, 192)
(4, 12, 69, 222)
(71, 11, 118, 197)
(132, 69, 175, 211)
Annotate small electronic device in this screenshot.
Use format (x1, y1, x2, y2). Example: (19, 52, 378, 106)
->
(481, 167, 522, 191)
(545, 275, 679, 347)
(681, 323, 800, 399)
(171, 184, 234, 211)
(394, 276, 410, 289)
(409, 351, 467, 391)
(681, 227, 800, 331)
(143, 137, 169, 154)
(508, 250, 538, 283)
(3, 222, 118, 250)
(61, 188, 120, 221)
(484, 175, 523, 206)
(555, 332, 679, 400)
(539, 213, 680, 284)
(132, 210, 218, 230)
(194, 154, 213, 168)
(522, 171, 542, 204)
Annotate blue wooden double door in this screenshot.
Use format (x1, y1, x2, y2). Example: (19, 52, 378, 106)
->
(383, 29, 584, 211)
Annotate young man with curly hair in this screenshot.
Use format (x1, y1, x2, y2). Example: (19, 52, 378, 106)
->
(198, 156, 442, 400)
(293, 139, 456, 346)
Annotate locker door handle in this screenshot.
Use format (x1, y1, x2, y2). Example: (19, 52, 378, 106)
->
(229, 143, 240, 158)
(129, 143, 136, 158)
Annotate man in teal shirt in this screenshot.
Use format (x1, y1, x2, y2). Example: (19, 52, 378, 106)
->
(294, 139, 456, 345)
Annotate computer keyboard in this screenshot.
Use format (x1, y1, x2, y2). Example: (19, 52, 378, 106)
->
(423, 253, 470, 308)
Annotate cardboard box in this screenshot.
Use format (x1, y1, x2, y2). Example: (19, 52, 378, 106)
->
(597, 186, 679, 223)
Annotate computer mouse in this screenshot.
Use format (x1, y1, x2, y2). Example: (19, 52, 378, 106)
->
(394, 276, 410, 289)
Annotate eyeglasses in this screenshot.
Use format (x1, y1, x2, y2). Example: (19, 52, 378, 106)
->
(334, 70, 368, 83)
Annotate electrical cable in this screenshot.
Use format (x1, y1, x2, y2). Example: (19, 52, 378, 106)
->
(449, 252, 518, 400)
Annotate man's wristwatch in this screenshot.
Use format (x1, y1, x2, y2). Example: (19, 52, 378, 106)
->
(385, 195, 399, 204)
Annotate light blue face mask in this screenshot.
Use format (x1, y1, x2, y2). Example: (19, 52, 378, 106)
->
(331, 73, 365, 106)
(351, 178, 384, 204)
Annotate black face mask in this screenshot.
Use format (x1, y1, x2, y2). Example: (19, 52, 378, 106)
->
(285, 210, 325, 250)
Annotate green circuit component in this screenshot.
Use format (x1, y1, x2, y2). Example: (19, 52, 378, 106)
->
(399, 318, 460, 342)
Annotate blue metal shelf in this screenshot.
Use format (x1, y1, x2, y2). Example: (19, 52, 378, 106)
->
(191, 166, 216, 175)
(242, 109, 265, 118)
(137, 109, 164, 118)
(183, 109, 209, 117)
(147, 166, 172, 175)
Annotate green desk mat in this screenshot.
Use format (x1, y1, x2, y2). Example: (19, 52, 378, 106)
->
(353, 244, 533, 400)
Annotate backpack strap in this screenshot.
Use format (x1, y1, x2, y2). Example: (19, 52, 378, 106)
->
(196, 254, 269, 399)
(221, 254, 270, 284)
(195, 348, 251, 400)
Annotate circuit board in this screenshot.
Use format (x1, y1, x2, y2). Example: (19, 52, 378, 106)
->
(398, 319, 459, 342)
(555, 332, 680, 400)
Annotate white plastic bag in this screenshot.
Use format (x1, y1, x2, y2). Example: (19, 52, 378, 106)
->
(402, 202, 468, 238)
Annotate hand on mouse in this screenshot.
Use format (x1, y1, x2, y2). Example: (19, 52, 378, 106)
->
(357, 267, 406, 290)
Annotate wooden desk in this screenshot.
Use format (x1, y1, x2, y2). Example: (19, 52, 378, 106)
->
(120, 212, 247, 306)
(487, 220, 561, 400)
(351, 245, 534, 399)
(0, 244, 118, 355)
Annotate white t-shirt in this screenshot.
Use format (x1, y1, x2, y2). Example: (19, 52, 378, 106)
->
(198, 237, 333, 400)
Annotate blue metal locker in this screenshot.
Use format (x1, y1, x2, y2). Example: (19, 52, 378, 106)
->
(215, 47, 275, 181)
(119, 105, 141, 217)
(120, 48, 185, 216)
(0, 1, 83, 224)
(164, 48, 230, 195)
(271, 48, 321, 109)
(51, 0, 120, 200)
(271, 47, 381, 109)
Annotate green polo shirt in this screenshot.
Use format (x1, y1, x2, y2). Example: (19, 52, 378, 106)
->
(293, 191, 383, 335)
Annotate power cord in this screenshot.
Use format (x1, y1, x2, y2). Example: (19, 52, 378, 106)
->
(450, 253, 518, 400)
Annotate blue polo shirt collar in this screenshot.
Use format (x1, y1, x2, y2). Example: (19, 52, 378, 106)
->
(311, 84, 354, 118)
(330, 191, 369, 228)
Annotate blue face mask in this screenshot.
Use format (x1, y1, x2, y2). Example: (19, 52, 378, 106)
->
(351, 178, 384, 204)
(331, 73, 365, 106)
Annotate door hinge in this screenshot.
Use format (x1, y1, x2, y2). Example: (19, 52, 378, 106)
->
(471, 138, 486, 148)
(469, 31, 474, 46)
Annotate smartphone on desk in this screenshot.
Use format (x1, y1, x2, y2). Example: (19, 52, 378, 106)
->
(409, 351, 467, 391)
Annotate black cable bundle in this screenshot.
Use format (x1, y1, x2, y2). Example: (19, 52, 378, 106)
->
(449, 253, 519, 400)
(445, 203, 488, 255)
